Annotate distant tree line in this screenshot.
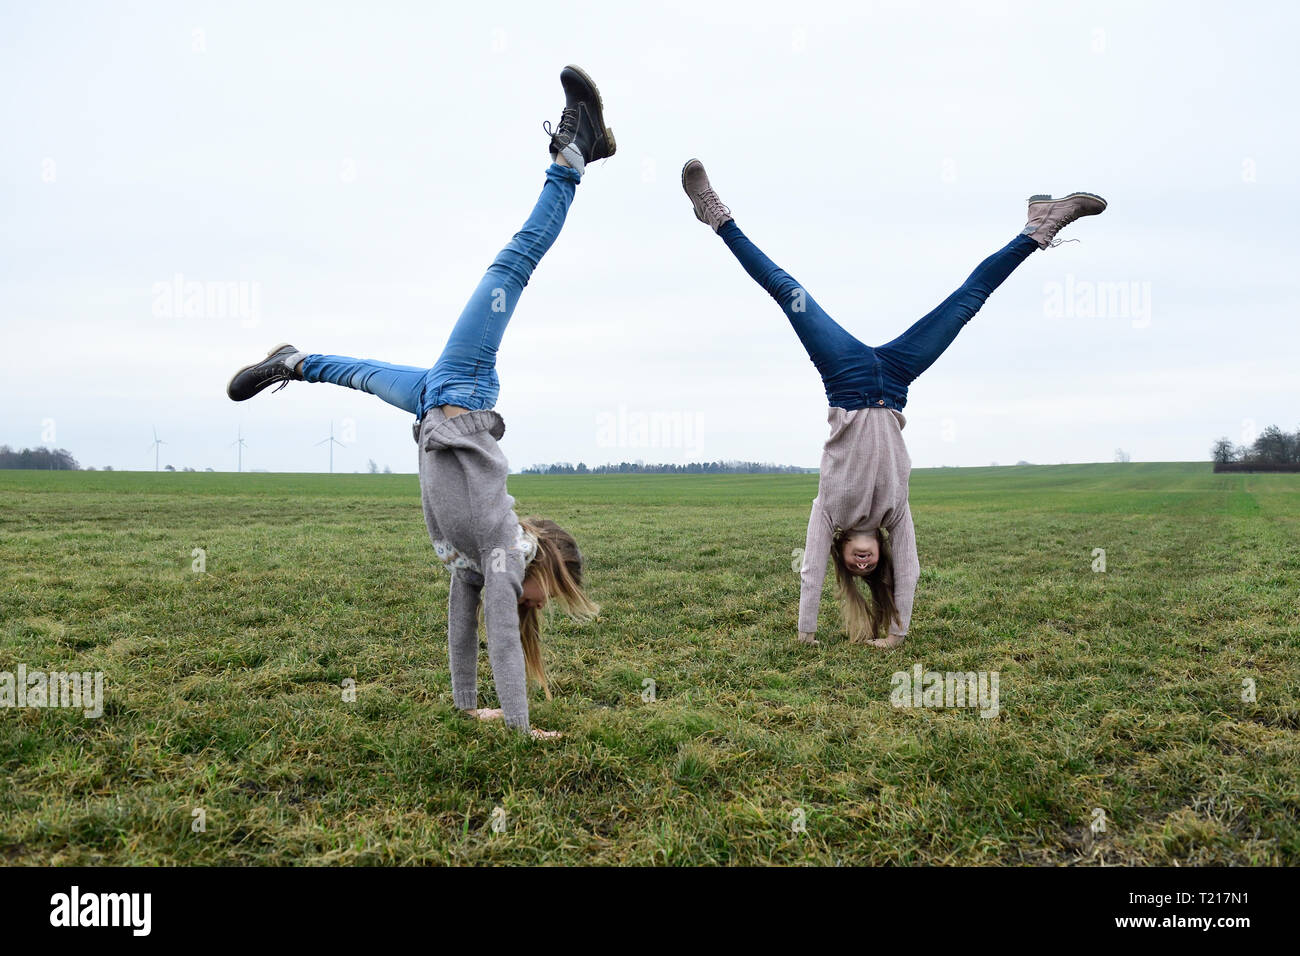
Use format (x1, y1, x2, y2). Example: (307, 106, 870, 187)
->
(0, 445, 80, 470)
(1211, 425, 1300, 472)
(520, 460, 817, 475)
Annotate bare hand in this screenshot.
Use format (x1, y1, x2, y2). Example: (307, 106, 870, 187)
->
(867, 633, 906, 649)
(467, 708, 503, 721)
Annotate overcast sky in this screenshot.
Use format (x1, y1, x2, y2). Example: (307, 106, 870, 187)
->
(3, 0, 1296, 473)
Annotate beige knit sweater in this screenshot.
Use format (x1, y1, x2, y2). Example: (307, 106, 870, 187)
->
(798, 407, 920, 638)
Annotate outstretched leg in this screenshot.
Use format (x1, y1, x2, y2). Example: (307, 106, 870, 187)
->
(299, 355, 428, 414)
(876, 191, 1108, 396)
(420, 162, 581, 413)
(874, 234, 1037, 390)
(683, 158, 878, 409)
(716, 219, 877, 407)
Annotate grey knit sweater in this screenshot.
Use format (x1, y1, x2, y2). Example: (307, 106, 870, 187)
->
(415, 407, 532, 730)
(798, 407, 920, 638)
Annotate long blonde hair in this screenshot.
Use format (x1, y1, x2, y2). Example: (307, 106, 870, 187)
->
(830, 527, 901, 643)
(515, 516, 600, 698)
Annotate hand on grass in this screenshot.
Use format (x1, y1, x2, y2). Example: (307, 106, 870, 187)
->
(467, 708, 503, 720)
(867, 633, 906, 649)
(530, 728, 562, 740)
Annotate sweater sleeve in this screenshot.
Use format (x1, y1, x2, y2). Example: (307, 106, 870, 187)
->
(447, 569, 483, 711)
(797, 498, 834, 634)
(885, 500, 920, 637)
(478, 547, 530, 732)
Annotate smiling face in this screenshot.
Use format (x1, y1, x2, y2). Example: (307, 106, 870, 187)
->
(839, 530, 880, 577)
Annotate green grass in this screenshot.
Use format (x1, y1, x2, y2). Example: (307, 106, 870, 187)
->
(0, 463, 1296, 865)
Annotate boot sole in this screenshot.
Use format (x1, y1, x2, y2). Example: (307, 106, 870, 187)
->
(680, 158, 704, 192)
(680, 158, 707, 222)
(227, 343, 296, 401)
(562, 64, 616, 160)
(1028, 191, 1108, 210)
(680, 158, 728, 226)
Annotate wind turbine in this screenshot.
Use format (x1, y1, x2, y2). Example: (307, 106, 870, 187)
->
(231, 427, 248, 473)
(316, 421, 344, 474)
(150, 427, 166, 472)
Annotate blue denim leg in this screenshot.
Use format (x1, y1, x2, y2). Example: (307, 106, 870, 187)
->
(419, 162, 582, 415)
(300, 355, 427, 415)
(719, 220, 879, 409)
(876, 234, 1037, 403)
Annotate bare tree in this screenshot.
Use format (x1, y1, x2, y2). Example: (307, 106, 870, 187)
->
(1210, 437, 1237, 464)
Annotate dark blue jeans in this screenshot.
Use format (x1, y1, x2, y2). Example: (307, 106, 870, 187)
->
(719, 221, 1038, 410)
(301, 162, 582, 418)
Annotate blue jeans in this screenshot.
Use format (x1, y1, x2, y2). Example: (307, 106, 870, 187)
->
(719, 220, 1038, 410)
(301, 162, 582, 418)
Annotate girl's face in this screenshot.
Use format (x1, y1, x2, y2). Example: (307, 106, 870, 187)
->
(840, 531, 879, 577)
(519, 576, 548, 611)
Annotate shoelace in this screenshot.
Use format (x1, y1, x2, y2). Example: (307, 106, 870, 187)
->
(542, 107, 579, 146)
(701, 188, 731, 222)
(1042, 206, 1083, 248)
(261, 359, 295, 393)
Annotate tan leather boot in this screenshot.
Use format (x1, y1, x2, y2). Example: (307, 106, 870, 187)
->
(681, 159, 733, 232)
(1022, 192, 1108, 248)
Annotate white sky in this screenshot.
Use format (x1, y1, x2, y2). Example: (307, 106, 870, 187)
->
(3, 0, 1296, 473)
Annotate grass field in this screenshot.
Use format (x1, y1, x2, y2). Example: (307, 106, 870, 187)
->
(0, 463, 1296, 865)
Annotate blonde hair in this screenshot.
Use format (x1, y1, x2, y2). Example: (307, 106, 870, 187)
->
(515, 516, 600, 698)
(830, 527, 901, 643)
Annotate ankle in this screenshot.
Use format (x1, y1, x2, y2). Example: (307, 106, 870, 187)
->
(552, 141, 585, 176)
